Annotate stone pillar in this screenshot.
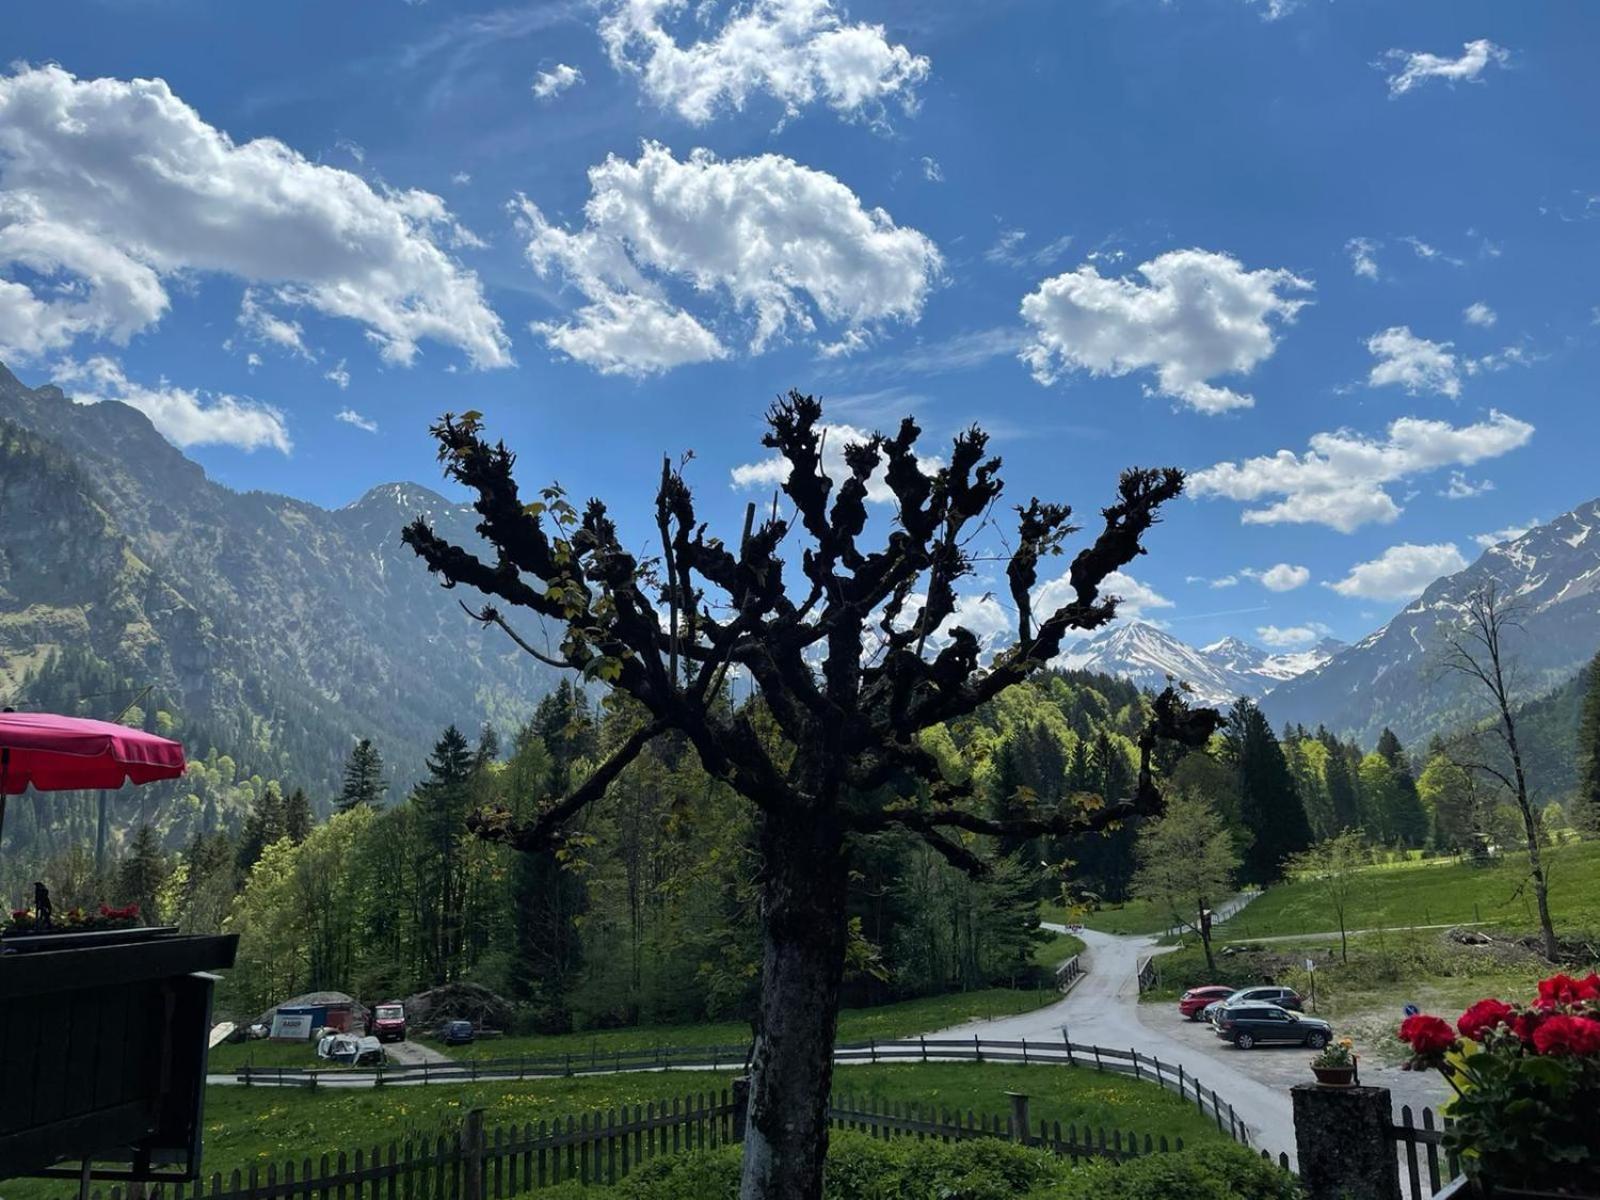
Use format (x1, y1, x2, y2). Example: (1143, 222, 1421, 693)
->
(1004, 1092, 1032, 1145)
(1292, 1084, 1400, 1200)
(732, 1075, 751, 1143)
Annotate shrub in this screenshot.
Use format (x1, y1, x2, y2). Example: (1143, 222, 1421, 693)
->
(1060, 1143, 1300, 1199)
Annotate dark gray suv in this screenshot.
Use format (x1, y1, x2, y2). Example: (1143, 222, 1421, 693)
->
(1214, 1004, 1331, 1050)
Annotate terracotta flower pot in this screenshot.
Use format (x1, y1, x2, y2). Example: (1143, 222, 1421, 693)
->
(1311, 1064, 1356, 1086)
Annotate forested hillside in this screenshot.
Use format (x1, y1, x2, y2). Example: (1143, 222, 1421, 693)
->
(0, 363, 559, 871)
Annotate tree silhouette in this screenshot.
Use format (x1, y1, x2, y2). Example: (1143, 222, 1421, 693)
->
(402, 393, 1220, 1200)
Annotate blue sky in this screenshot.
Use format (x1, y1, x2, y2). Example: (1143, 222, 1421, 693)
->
(3, 0, 1598, 654)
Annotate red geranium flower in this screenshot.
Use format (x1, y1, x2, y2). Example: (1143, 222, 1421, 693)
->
(1535, 973, 1600, 1009)
(1531, 1015, 1600, 1057)
(1399, 1014, 1457, 1056)
(1458, 998, 1516, 1041)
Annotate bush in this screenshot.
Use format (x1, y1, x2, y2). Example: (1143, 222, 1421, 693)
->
(1061, 1143, 1301, 1200)
(590, 1136, 1295, 1200)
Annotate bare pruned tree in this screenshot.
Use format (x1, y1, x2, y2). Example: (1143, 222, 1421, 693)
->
(402, 393, 1221, 1200)
(1441, 582, 1559, 961)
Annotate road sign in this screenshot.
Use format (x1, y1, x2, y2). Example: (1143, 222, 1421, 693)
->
(1304, 958, 1316, 972)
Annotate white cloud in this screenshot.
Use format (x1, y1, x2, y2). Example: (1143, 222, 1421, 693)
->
(1384, 39, 1510, 97)
(335, 408, 378, 433)
(533, 63, 584, 100)
(1189, 410, 1535, 532)
(1440, 470, 1493, 500)
(518, 142, 941, 375)
(0, 65, 510, 368)
(1346, 237, 1380, 280)
(920, 156, 943, 183)
(1019, 248, 1311, 414)
(986, 228, 1073, 271)
(1474, 521, 1536, 549)
(1036, 568, 1173, 624)
(325, 358, 350, 389)
(1256, 622, 1330, 648)
(1463, 343, 1536, 376)
(729, 420, 942, 505)
(54, 355, 290, 453)
(1250, 563, 1311, 592)
(597, 0, 929, 125)
(1401, 236, 1464, 267)
(1329, 542, 1467, 601)
(1367, 326, 1460, 398)
(1463, 301, 1497, 328)
(238, 288, 309, 358)
(451, 171, 472, 186)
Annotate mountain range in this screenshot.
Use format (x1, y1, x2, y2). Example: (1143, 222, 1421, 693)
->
(1056, 622, 1344, 708)
(0, 362, 556, 804)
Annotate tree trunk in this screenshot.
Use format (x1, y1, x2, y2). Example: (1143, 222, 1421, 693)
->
(739, 802, 849, 1200)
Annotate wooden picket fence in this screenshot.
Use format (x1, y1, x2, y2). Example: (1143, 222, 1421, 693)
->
(66, 1079, 1250, 1200)
(1391, 1104, 1463, 1199)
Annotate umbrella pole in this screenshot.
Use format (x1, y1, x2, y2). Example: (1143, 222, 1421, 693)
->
(0, 745, 9, 856)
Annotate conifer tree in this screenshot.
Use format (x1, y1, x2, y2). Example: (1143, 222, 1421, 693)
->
(1319, 727, 1361, 832)
(116, 823, 169, 924)
(1224, 698, 1312, 883)
(414, 725, 475, 984)
(1578, 653, 1600, 834)
(236, 783, 286, 873)
(283, 788, 314, 843)
(336, 739, 388, 812)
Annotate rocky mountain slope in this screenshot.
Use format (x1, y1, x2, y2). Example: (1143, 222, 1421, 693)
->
(1265, 499, 1600, 746)
(0, 362, 556, 806)
(1055, 621, 1342, 708)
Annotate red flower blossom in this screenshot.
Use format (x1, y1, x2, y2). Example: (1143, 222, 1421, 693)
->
(10, 908, 31, 921)
(1458, 999, 1516, 1041)
(1399, 1014, 1457, 1056)
(1509, 1011, 1545, 1045)
(1535, 973, 1600, 1009)
(1531, 1015, 1600, 1057)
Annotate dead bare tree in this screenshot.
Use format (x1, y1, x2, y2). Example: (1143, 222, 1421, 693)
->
(1441, 582, 1559, 961)
(402, 393, 1221, 1200)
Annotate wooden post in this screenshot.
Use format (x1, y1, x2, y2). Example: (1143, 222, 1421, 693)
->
(461, 1108, 485, 1200)
(1004, 1093, 1031, 1146)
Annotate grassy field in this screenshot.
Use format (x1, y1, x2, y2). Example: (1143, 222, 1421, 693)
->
(437, 987, 1065, 1064)
(1042, 897, 1171, 936)
(1032, 930, 1086, 969)
(126, 1061, 1220, 1191)
(1219, 840, 1600, 941)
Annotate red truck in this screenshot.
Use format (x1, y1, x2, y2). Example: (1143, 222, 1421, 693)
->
(370, 1001, 407, 1043)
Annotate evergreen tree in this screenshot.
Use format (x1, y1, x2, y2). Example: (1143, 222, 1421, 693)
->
(1374, 728, 1429, 846)
(235, 783, 286, 874)
(283, 788, 315, 843)
(414, 725, 475, 984)
(116, 823, 169, 924)
(475, 722, 502, 769)
(1223, 699, 1312, 883)
(177, 829, 235, 932)
(336, 739, 387, 812)
(1579, 653, 1600, 835)
(1319, 728, 1361, 832)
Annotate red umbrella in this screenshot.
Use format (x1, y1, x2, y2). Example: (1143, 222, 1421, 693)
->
(0, 711, 186, 844)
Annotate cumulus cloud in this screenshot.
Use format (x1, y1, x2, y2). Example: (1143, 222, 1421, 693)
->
(1367, 326, 1460, 398)
(1474, 521, 1536, 549)
(1463, 301, 1497, 328)
(1440, 470, 1493, 500)
(1248, 563, 1311, 592)
(335, 408, 378, 433)
(1328, 542, 1467, 601)
(0, 65, 509, 368)
(54, 355, 290, 453)
(533, 63, 584, 100)
(597, 0, 929, 125)
(1187, 573, 1239, 589)
(518, 142, 941, 375)
(1384, 39, 1510, 97)
(324, 358, 350, 389)
(1346, 237, 1380, 280)
(920, 156, 943, 183)
(237, 288, 310, 358)
(729, 420, 942, 505)
(1019, 249, 1311, 414)
(1256, 622, 1330, 648)
(1189, 410, 1535, 532)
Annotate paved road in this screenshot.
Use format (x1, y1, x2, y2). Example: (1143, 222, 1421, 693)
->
(927, 928, 1303, 1164)
(384, 1038, 453, 1066)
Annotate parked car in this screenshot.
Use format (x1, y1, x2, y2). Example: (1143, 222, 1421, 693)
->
(441, 1019, 476, 1046)
(1214, 1003, 1332, 1050)
(1178, 985, 1237, 1021)
(1201, 985, 1304, 1023)
(371, 1002, 407, 1043)
(317, 1033, 387, 1066)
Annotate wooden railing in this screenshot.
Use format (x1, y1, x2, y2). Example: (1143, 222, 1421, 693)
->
(1055, 953, 1084, 990)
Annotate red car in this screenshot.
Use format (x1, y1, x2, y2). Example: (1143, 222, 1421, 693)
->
(1178, 985, 1237, 1021)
